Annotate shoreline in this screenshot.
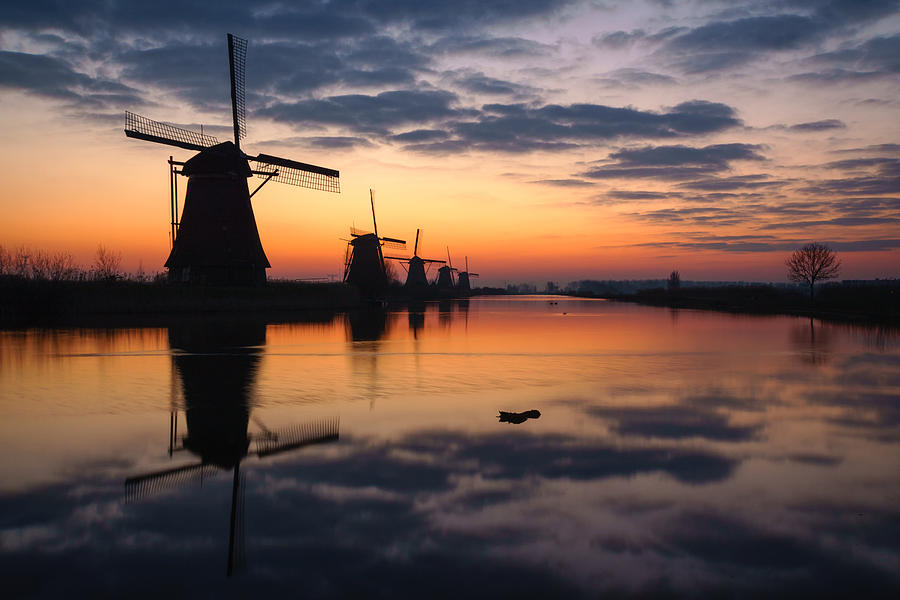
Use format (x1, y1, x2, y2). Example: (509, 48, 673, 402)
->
(571, 285, 899, 326)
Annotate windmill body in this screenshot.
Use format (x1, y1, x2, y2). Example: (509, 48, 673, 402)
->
(124, 34, 339, 285)
(345, 233, 388, 295)
(343, 191, 405, 298)
(397, 229, 444, 291)
(165, 142, 270, 285)
(456, 256, 479, 294)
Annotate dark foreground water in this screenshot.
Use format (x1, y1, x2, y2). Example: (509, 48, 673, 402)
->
(1, 297, 898, 598)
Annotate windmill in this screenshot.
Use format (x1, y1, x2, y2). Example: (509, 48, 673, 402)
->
(436, 247, 458, 292)
(124, 34, 340, 285)
(456, 256, 480, 293)
(124, 319, 339, 576)
(383, 229, 445, 291)
(343, 190, 405, 297)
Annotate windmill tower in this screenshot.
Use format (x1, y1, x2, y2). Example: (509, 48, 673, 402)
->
(343, 190, 405, 297)
(125, 34, 340, 285)
(436, 247, 458, 292)
(384, 229, 445, 291)
(456, 256, 480, 293)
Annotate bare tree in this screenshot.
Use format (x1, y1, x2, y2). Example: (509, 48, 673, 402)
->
(0, 245, 9, 276)
(786, 242, 841, 301)
(94, 244, 122, 280)
(49, 251, 79, 281)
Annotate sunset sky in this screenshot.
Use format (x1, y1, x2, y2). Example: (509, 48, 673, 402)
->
(1, 0, 898, 285)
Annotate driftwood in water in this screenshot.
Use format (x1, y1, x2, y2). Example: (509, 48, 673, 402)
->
(498, 409, 541, 424)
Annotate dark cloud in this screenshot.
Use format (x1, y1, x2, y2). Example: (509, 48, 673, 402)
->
(606, 190, 670, 200)
(529, 179, 595, 187)
(609, 144, 765, 167)
(582, 143, 763, 182)
(790, 119, 846, 131)
(760, 216, 900, 229)
(0, 50, 143, 107)
(259, 90, 464, 136)
(677, 175, 786, 191)
(802, 157, 900, 195)
(403, 100, 742, 154)
(389, 129, 450, 143)
(451, 71, 539, 97)
(602, 68, 678, 86)
(430, 35, 553, 57)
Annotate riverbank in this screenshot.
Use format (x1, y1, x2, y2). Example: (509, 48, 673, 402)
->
(572, 283, 900, 325)
(0, 278, 362, 327)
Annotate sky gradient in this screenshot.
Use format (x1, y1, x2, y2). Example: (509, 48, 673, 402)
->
(1, 0, 898, 284)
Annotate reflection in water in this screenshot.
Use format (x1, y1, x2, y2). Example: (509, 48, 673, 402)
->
(790, 317, 834, 365)
(2, 299, 900, 597)
(498, 409, 541, 424)
(125, 318, 339, 576)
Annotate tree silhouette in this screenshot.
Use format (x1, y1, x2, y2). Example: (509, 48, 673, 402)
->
(94, 244, 122, 280)
(786, 242, 841, 301)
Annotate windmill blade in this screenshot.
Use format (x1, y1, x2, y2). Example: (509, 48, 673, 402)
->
(381, 236, 406, 250)
(227, 34, 247, 148)
(469, 272, 480, 277)
(124, 111, 218, 152)
(252, 153, 340, 193)
(350, 226, 373, 237)
(414, 229, 420, 256)
(383, 255, 410, 261)
(124, 461, 218, 503)
(254, 417, 340, 458)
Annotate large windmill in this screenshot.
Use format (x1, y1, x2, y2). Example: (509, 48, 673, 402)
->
(343, 190, 405, 297)
(384, 229, 445, 291)
(125, 34, 340, 285)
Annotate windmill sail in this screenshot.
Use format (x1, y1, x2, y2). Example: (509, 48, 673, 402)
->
(227, 34, 247, 148)
(252, 153, 340, 193)
(124, 111, 219, 152)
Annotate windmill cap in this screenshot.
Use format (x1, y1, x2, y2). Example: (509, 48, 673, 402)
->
(182, 141, 252, 178)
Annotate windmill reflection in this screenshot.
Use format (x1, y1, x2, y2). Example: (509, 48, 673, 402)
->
(125, 318, 339, 576)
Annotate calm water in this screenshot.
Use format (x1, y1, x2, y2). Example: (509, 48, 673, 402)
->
(1, 297, 899, 598)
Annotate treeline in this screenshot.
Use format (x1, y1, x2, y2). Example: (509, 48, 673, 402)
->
(0, 244, 160, 282)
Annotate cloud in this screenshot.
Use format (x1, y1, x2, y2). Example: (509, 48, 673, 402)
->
(258, 90, 464, 136)
(529, 179, 595, 187)
(0, 50, 143, 107)
(450, 71, 539, 98)
(790, 119, 846, 131)
(581, 143, 764, 181)
(430, 35, 553, 57)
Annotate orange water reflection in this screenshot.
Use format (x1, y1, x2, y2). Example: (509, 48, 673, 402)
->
(1, 297, 899, 597)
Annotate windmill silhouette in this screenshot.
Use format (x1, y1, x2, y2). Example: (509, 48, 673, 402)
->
(436, 247, 459, 292)
(125, 34, 340, 284)
(456, 256, 480, 294)
(343, 190, 405, 297)
(384, 228, 445, 292)
(124, 319, 339, 576)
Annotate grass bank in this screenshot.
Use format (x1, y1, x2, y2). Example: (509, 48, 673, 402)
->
(0, 278, 361, 327)
(572, 283, 899, 324)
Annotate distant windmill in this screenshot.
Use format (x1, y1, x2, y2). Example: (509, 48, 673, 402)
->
(343, 190, 406, 297)
(124, 33, 340, 284)
(456, 256, 480, 293)
(384, 229, 445, 291)
(436, 247, 458, 292)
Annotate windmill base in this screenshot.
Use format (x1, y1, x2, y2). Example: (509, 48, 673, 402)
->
(168, 265, 267, 286)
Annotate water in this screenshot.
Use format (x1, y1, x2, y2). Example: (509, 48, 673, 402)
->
(1, 297, 898, 598)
